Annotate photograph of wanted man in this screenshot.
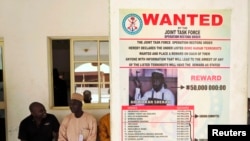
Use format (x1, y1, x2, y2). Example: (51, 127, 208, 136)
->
(129, 69, 177, 105)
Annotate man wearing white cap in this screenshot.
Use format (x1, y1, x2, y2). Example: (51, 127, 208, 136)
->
(58, 93, 97, 141)
(134, 70, 175, 105)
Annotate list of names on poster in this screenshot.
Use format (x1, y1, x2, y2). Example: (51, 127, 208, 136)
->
(122, 106, 194, 141)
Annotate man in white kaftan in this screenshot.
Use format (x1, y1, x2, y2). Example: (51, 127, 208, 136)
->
(134, 70, 175, 105)
(58, 93, 97, 141)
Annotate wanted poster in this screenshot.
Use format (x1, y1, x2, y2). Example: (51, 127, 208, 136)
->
(119, 9, 231, 140)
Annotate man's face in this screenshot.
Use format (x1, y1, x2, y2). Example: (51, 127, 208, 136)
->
(31, 104, 47, 119)
(151, 73, 164, 92)
(69, 99, 82, 113)
(84, 91, 92, 102)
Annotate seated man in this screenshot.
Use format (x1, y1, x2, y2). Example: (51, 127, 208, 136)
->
(18, 102, 60, 141)
(99, 112, 110, 141)
(58, 93, 97, 141)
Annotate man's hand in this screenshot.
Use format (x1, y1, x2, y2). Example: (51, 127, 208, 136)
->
(134, 77, 141, 88)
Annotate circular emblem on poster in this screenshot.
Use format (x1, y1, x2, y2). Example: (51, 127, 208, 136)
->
(122, 13, 143, 35)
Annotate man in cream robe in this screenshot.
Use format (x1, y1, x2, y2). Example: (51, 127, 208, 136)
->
(58, 93, 97, 141)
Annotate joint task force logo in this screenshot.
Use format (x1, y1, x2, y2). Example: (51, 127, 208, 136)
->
(122, 13, 143, 35)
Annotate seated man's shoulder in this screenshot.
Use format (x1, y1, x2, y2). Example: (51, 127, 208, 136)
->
(46, 113, 57, 117)
(62, 113, 74, 120)
(100, 113, 110, 121)
(104, 113, 110, 118)
(20, 115, 32, 125)
(46, 113, 60, 121)
(84, 112, 97, 119)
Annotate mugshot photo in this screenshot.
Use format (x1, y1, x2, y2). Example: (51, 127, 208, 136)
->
(129, 68, 178, 106)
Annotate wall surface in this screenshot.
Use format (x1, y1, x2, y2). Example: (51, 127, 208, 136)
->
(0, 0, 109, 140)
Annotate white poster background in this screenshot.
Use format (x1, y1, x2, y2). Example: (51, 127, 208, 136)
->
(110, 0, 248, 140)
